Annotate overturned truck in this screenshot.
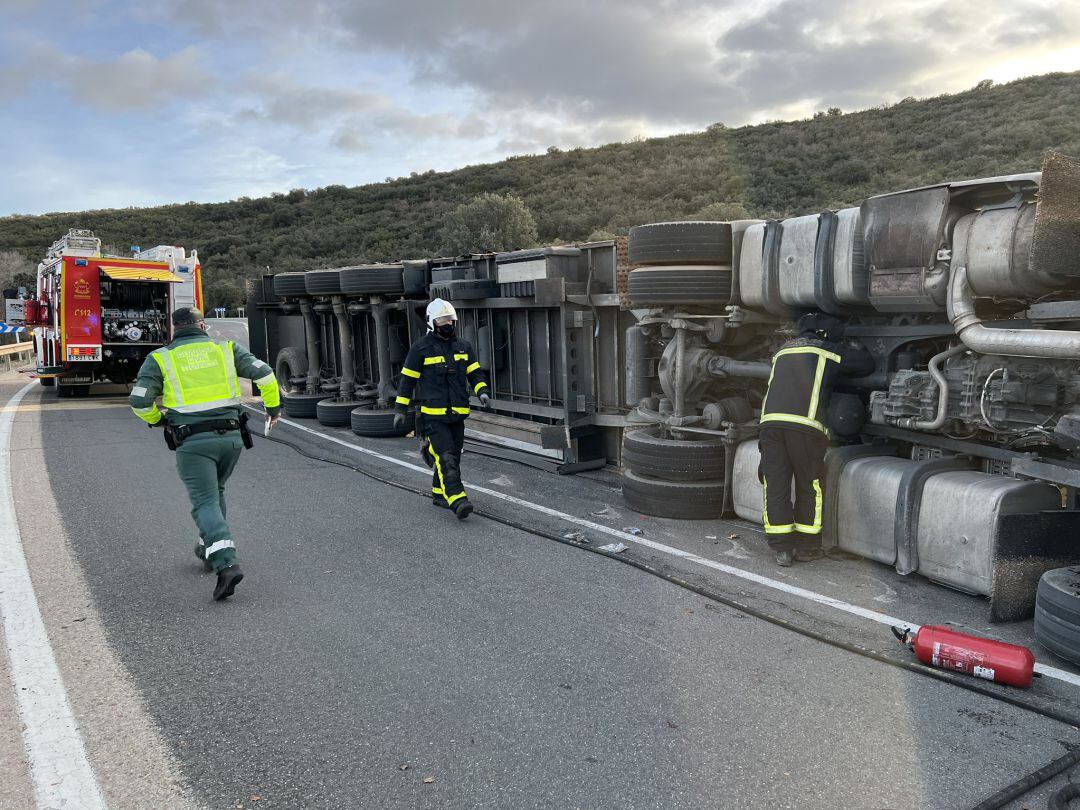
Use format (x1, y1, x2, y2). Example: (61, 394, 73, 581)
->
(623, 152, 1080, 622)
(248, 151, 1080, 624)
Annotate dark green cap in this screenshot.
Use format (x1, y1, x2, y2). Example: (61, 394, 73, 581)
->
(172, 307, 205, 326)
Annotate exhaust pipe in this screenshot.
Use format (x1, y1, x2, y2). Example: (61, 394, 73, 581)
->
(949, 265, 1080, 359)
(895, 344, 967, 430)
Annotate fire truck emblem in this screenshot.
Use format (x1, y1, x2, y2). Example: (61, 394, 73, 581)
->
(73, 278, 91, 298)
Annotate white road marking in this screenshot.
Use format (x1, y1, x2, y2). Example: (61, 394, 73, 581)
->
(0, 381, 107, 808)
(266, 412, 1080, 690)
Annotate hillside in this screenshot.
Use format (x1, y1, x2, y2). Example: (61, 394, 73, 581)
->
(1, 71, 1079, 309)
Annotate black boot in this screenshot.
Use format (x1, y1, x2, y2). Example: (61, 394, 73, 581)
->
(432, 496, 450, 509)
(213, 565, 244, 601)
(452, 498, 473, 520)
(774, 549, 794, 567)
(794, 545, 824, 562)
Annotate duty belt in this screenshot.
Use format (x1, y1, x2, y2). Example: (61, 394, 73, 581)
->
(173, 419, 240, 441)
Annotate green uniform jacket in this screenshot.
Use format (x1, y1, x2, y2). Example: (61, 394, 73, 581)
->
(128, 327, 281, 426)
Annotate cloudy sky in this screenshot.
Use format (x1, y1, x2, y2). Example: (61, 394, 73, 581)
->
(1, 0, 1078, 216)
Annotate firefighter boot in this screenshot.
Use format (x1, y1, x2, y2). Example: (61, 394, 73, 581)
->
(432, 495, 450, 509)
(794, 546, 824, 562)
(452, 497, 473, 520)
(774, 549, 794, 567)
(213, 565, 244, 601)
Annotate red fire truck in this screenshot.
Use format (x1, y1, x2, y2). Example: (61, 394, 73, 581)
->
(22, 229, 203, 397)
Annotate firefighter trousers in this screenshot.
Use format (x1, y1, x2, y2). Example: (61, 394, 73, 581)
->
(175, 432, 243, 572)
(425, 419, 468, 508)
(758, 427, 828, 553)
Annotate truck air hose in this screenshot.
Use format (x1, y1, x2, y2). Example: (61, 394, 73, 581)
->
(251, 428, 1080, 807)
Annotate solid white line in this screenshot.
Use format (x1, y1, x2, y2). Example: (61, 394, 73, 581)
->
(0, 381, 107, 808)
(269, 413, 1080, 690)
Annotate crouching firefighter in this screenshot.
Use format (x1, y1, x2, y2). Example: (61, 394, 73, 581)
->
(394, 299, 490, 520)
(128, 307, 282, 600)
(758, 312, 874, 567)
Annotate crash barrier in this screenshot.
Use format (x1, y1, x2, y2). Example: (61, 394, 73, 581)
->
(0, 342, 34, 372)
(248, 151, 1080, 630)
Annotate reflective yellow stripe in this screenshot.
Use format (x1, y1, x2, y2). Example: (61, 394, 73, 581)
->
(452, 406, 470, 414)
(765, 524, 796, 534)
(421, 406, 448, 415)
(807, 354, 828, 420)
(466, 362, 480, 374)
(424, 356, 445, 365)
(454, 354, 469, 361)
(431, 441, 468, 506)
(762, 479, 794, 534)
(759, 412, 828, 433)
(253, 371, 281, 409)
(795, 479, 824, 534)
(445, 491, 467, 505)
(774, 346, 841, 363)
(474, 381, 488, 394)
(395, 395, 411, 406)
(432, 487, 444, 495)
(401, 367, 421, 379)
(131, 405, 162, 425)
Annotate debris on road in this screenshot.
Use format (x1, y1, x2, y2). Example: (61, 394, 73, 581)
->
(563, 531, 589, 544)
(622, 526, 643, 536)
(589, 505, 616, 517)
(598, 542, 629, 553)
(423, 776, 436, 784)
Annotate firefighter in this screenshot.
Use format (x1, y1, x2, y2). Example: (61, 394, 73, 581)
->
(393, 299, 489, 520)
(128, 307, 281, 600)
(758, 312, 874, 567)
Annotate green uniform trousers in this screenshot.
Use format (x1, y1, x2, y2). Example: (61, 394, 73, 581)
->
(175, 431, 243, 572)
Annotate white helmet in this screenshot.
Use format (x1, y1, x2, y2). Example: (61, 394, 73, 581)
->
(425, 298, 457, 331)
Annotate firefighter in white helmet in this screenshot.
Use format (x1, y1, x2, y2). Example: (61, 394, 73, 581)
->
(394, 298, 490, 519)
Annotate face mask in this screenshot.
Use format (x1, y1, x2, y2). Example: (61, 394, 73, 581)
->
(434, 322, 455, 339)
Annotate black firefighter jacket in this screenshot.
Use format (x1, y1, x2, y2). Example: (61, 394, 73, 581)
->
(760, 334, 875, 436)
(395, 332, 489, 421)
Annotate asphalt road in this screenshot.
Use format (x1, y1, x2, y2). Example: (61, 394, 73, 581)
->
(3, 375, 1079, 809)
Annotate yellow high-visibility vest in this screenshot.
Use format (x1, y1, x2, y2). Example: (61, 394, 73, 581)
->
(151, 340, 242, 413)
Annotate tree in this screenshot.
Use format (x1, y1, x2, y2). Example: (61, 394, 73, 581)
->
(0, 250, 35, 294)
(436, 193, 539, 255)
(696, 202, 752, 221)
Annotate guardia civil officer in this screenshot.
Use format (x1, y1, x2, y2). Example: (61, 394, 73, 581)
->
(129, 307, 281, 600)
(393, 299, 489, 519)
(758, 312, 874, 567)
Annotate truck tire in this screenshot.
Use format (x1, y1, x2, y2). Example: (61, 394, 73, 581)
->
(39, 377, 54, 387)
(350, 404, 414, 437)
(1034, 566, 1080, 665)
(316, 397, 374, 428)
(622, 469, 724, 519)
(339, 265, 406, 296)
(304, 269, 343, 296)
(275, 347, 308, 394)
(627, 265, 732, 307)
(628, 221, 734, 265)
(273, 272, 309, 297)
(622, 426, 726, 482)
(282, 391, 331, 418)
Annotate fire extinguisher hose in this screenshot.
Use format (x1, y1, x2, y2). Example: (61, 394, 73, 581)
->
(252, 425, 1080, 810)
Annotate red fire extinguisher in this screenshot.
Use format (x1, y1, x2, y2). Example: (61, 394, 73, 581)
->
(893, 625, 1035, 689)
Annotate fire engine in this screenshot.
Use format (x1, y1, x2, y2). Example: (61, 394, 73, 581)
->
(21, 229, 203, 396)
